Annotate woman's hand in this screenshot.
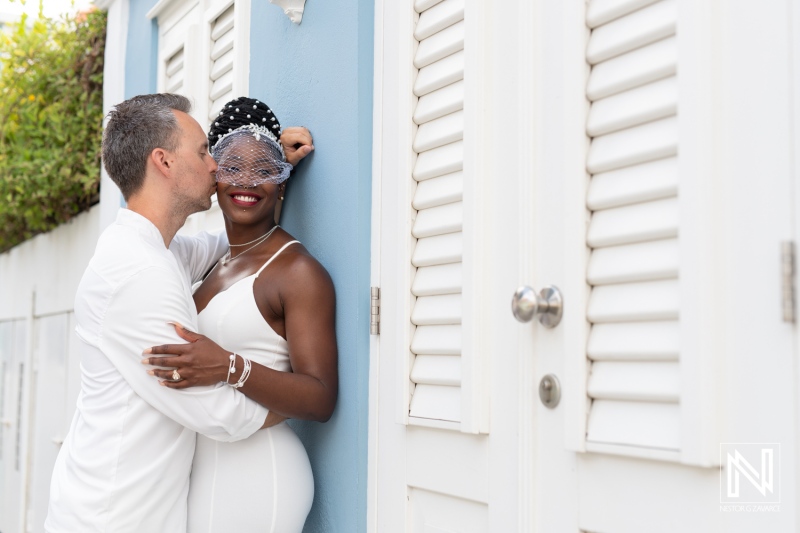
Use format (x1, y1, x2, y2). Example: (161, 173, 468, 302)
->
(142, 323, 231, 389)
(280, 126, 314, 166)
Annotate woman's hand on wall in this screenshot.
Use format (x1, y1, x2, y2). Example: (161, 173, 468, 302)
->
(280, 126, 314, 166)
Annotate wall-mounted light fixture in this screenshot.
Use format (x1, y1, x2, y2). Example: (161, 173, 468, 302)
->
(268, 0, 306, 24)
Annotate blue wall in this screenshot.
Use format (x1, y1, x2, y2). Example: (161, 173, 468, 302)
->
(124, 0, 373, 529)
(249, 3, 373, 532)
(124, 0, 159, 98)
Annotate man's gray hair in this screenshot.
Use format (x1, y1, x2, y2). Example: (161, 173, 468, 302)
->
(102, 93, 192, 200)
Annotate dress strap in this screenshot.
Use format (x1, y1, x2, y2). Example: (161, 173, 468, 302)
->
(255, 240, 300, 277)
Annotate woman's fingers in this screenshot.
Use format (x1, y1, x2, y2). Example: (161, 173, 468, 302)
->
(149, 367, 193, 389)
(141, 355, 183, 367)
(280, 127, 314, 166)
(281, 126, 312, 145)
(160, 378, 192, 389)
(144, 342, 190, 356)
(170, 322, 203, 342)
(143, 332, 230, 386)
(149, 367, 181, 380)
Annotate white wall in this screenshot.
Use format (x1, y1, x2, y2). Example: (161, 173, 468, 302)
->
(0, 205, 102, 533)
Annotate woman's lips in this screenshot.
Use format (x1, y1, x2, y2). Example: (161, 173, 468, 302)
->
(230, 193, 262, 207)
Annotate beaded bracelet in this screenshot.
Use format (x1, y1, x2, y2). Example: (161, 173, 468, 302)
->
(231, 357, 252, 389)
(225, 353, 236, 384)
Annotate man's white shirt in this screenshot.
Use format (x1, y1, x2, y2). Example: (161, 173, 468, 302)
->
(45, 209, 268, 533)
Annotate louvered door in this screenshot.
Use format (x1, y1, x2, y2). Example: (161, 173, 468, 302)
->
(408, 0, 465, 425)
(584, 0, 680, 452)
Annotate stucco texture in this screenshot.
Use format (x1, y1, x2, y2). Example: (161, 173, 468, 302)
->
(249, 1, 373, 532)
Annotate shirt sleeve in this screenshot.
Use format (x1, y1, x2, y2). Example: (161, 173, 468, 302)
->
(97, 265, 268, 442)
(169, 231, 229, 284)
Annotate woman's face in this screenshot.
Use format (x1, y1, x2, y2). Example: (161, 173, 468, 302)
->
(214, 135, 285, 227)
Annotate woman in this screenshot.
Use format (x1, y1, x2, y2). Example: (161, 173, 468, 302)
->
(142, 97, 337, 532)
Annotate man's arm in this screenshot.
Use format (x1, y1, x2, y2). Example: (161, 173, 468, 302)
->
(98, 266, 268, 441)
(143, 255, 338, 422)
(169, 231, 228, 284)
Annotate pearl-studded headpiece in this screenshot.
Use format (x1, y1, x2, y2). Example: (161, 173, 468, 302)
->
(208, 96, 284, 153)
(208, 97, 293, 187)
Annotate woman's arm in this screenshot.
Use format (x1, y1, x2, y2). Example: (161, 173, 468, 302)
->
(142, 256, 338, 423)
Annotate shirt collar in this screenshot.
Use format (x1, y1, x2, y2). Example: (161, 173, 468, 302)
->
(115, 208, 167, 248)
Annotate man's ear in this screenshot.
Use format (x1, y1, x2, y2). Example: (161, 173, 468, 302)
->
(149, 147, 174, 178)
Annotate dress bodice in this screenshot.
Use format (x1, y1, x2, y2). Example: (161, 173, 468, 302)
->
(196, 240, 299, 373)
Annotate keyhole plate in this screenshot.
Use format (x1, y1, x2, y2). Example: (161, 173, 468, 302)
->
(538, 374, 561, 409)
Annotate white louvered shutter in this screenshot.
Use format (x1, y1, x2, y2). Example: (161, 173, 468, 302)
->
(584, 0, 680, 451)
(208, 4, 236, 122)
(165, 47, 185, 93)
(407, 0, 465, 424)
(155, 2, 200, 101)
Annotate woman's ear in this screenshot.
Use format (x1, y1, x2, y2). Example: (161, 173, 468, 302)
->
(274, 186, 285, 224)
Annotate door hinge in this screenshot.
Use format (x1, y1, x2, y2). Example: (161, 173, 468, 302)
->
(782, 241, 795, 323)
(370, 287, 380, 335)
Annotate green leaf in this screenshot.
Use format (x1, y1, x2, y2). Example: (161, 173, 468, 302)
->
(0, 9, 105, 252)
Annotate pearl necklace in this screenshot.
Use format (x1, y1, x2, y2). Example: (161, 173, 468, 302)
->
(221, 225, 279, 266)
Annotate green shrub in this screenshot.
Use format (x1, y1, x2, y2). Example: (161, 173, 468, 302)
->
(0, 9, 106, 253)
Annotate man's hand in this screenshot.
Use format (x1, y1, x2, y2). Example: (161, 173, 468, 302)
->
(142, 323, 229, 389)
(280, 126, 314, 166)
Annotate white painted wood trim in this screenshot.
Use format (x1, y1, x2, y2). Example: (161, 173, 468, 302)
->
(508, 1, 536, 530)
(147, 0, 182, 19)
(459, 0, 489, 435)
(793, 0, 800, 503)
(366, 0, 384, 529)
(369, 1, 416, 530)
(233, 0, 251, 98)
(386, 4, 417, 426)
(99, 0, 128, 230)
(675, 0, 723, 467)
(408, 416, 460, 432)
(585, 441, 682, 463)
(560, 0, 591, 454)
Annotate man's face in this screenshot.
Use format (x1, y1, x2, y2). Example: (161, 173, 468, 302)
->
(171, 111, 218, 214)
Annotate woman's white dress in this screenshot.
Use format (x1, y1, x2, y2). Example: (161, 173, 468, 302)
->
(188, 241, 314, 533)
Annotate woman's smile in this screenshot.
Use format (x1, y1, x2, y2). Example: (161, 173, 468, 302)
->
(230, 192, 263, 206)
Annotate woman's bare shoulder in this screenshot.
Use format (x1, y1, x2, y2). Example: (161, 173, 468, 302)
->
(263, 236, 334, 296)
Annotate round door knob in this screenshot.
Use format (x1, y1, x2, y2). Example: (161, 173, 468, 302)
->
(511, 285, 563, 327)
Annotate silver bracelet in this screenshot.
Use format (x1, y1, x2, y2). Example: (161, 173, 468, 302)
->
(231, 356, 252, 389)
(225, 353, 236, 384)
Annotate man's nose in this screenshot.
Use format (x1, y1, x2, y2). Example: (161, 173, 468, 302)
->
(209, 158, 219, 173)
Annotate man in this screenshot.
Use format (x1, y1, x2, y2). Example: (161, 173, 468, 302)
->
(44, 94, 312, 532)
